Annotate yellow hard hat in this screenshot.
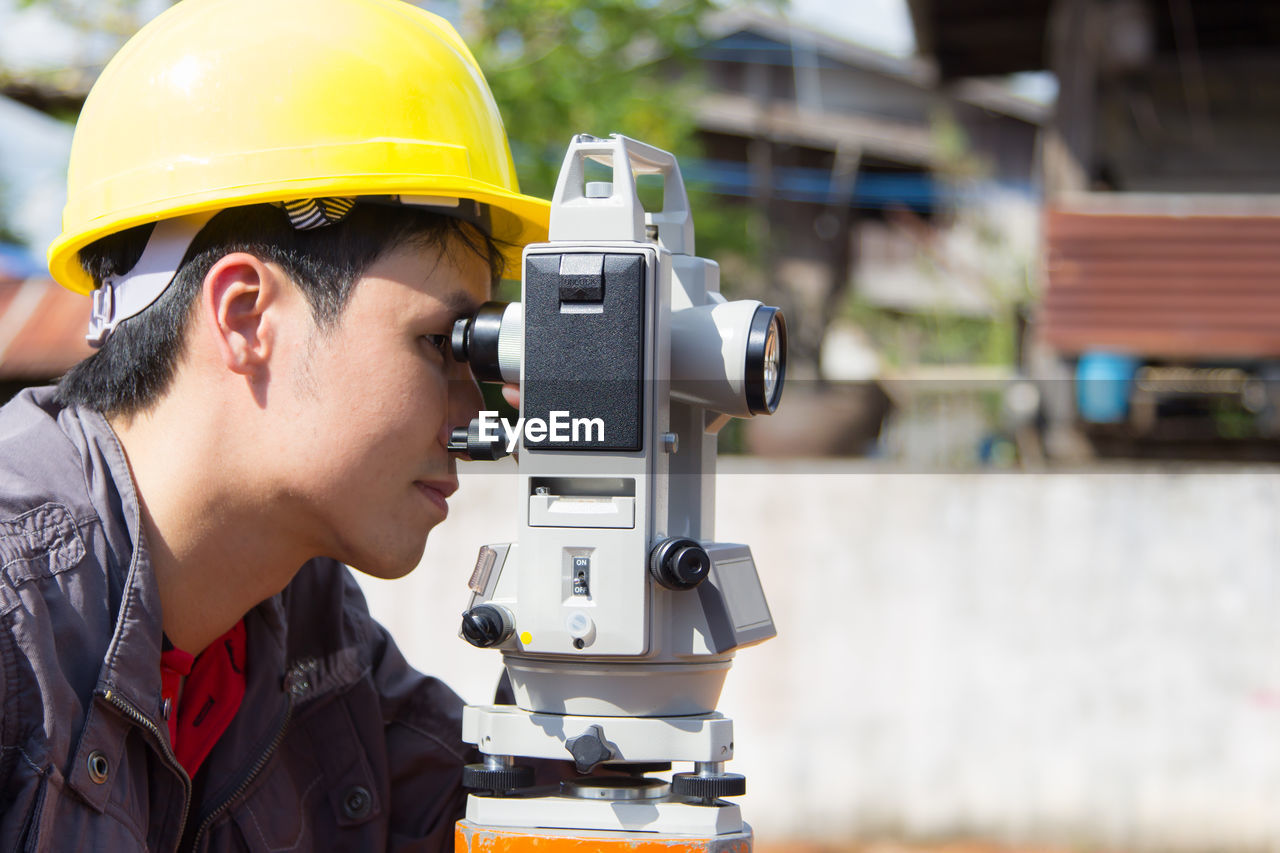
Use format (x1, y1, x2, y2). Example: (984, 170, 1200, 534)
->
(48, 0, 548, 295)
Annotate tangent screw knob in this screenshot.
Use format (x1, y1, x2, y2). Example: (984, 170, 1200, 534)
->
(649, 538, 711, 590)
(460, 604, 513, 648)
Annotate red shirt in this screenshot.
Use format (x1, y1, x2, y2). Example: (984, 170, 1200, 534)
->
(159, 620, 247, 777)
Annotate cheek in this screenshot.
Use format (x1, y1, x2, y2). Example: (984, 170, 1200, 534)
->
(300, 336, 452, 460)
(331, 366, 450, 463)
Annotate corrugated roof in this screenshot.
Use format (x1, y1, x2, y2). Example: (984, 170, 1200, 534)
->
(0, 278, 91, 380)
(1039, 207, 1280, 359)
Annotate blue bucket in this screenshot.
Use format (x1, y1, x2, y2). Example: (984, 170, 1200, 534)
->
(1076, 351, 1139, 424)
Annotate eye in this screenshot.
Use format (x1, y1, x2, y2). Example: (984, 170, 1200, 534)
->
(422, 334, 450, 360)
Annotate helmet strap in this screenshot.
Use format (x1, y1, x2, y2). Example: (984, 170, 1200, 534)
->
(87, 212, 215, 348)
(280, 197, 355, 230)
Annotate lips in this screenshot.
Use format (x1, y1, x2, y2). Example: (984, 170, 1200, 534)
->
(414, 478, 457, 516)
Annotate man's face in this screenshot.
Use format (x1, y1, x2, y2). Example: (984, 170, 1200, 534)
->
(275, 235, 489, 578)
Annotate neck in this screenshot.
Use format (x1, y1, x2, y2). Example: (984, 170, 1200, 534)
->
(109, 392, 309, 654)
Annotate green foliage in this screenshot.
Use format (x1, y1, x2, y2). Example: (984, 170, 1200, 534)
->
(1211, 398, 1256, 439)
(13, 0, 157, 39)
(469, 0, 711, 197)
(470, 0, 762, 277)
(0, 176, 29, 245)
(837, 107, 1030, 371)
(929, 106, 993, 184)
(844, 294, 1017, 368)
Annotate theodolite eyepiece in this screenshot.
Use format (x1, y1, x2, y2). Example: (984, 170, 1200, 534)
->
(450, 301, 522, 385)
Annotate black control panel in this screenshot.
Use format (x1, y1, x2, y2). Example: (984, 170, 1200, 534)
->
(523, 252, 648, 452)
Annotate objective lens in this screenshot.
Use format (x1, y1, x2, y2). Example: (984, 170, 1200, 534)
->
(763, 319, 780, 403)
(745, 306, 787, 415)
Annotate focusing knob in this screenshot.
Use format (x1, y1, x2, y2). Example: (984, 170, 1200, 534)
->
(671, 771, 746, 801)
(461, 763, 535, 794)
(460, 604, 514, 648)
(649, 538, 711, 590)
(451, 317, 471, 362)
(448, 420, 510, 462)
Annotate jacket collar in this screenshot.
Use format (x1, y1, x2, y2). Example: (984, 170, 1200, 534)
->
(56, 400, 167, 719)
(67, 401, 291, 728)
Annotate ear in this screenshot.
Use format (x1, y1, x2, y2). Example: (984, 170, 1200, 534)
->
(200, 253, 287, 375)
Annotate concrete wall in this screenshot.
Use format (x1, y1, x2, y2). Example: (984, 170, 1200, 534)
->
(355, 460, 1280, 850)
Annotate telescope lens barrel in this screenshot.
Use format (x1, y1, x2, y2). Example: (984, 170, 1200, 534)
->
(745, 306, 787, 415)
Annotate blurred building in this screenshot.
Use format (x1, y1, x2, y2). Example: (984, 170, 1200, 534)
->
(693, 9, 1043, 361)
(910, 0, 1280, 458)
(687, 10, 1045, 458)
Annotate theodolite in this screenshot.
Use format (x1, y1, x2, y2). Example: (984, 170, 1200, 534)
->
(447, 134, 786, 852)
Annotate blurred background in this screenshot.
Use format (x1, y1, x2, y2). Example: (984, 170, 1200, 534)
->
(3, 0, 1280, 850)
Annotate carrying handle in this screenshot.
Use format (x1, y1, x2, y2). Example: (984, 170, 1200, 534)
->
(548, 134, 694, 255)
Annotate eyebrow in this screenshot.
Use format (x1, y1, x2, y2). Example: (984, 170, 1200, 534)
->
(442, 290, 483, 318)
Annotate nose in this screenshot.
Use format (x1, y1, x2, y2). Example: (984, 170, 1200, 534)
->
(442, 355, 485, 449)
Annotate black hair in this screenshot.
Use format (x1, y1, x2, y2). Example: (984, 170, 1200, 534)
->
(57, 202, 504, 417)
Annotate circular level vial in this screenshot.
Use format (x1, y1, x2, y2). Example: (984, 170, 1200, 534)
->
(561, 777, 671, 801)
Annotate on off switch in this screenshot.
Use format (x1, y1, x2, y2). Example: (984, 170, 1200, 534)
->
(572, 556, 590, 596)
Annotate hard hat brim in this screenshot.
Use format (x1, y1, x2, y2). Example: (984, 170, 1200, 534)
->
(49, 180, 549, 295)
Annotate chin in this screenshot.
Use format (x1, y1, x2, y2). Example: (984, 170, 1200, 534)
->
(348, 555, 420, 581)
(345, 534, 431, 581)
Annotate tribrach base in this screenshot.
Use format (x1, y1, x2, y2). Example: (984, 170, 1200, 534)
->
(465, 791, 743, 835)
(455, 820, 753, 852)
(463, 704, 735, 763)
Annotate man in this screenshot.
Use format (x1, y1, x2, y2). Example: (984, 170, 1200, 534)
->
(0, 0, 548, 849)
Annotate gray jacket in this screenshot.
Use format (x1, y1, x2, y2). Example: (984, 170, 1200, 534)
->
(0, 387, 473, 851)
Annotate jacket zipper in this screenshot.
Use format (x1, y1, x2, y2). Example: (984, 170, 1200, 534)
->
(184, 680, 298, 852)
(103, 689, 192, 849)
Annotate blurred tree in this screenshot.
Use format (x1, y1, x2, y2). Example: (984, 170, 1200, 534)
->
(13, 0, 155, 37)
(464, 0, 708, 196)
(3, 0, 162, 115)
(465, 0, 762, 273)
(840, 109, 1031, 370)
(0, 181, 24, 246)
